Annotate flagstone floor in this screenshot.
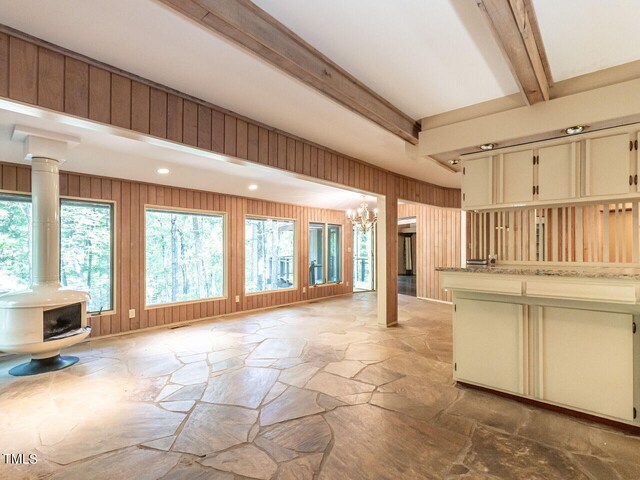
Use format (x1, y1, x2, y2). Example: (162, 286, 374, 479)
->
(1, 293, 639, 480)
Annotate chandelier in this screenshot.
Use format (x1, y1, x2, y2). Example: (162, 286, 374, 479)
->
(347, 196, 378, 233)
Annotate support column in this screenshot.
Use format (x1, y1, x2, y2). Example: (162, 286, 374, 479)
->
(376, 184, 398, 327)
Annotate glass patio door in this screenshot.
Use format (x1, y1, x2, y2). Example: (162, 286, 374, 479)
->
(353, 226, 374, 291)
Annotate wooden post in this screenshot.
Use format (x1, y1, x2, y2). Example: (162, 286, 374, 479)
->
(377, 186, 398, 327)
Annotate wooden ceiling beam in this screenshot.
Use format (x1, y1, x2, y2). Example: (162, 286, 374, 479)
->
(159, 0, 420, 144)
(477, 0, 551, 105)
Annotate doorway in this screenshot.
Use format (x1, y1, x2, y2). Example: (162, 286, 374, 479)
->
(398, 217, 416, 296)
(353, 225, 375, 291)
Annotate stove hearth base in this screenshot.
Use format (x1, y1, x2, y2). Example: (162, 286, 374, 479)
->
(9, 354, 79, 376)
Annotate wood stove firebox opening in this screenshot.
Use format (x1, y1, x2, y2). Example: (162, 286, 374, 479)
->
(43, 303, 82, 342)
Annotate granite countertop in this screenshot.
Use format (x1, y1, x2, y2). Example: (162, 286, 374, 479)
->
(436, 265, 640, 280)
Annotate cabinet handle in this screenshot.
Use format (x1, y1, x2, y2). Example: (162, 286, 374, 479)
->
(536, 185, 539, 195)
(630, 175, 633, 186)
(631, 141, 634, 151)
(533, 185, 536, 195)
(636, 140, 638, 150)
(635, 175, 638, 185)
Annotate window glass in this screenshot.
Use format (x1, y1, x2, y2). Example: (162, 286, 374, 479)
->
(245, 217, 295, 293)
(327, 224, 342, 283)
(0, 194, 31, 293)
(60, 200, 113, 312)
(309, 223, 325, 285)
(0, 194, 114, 313)
(146, 208, 224, 306)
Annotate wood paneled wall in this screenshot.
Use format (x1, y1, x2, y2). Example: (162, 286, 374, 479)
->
(0, 162, 352, 338)
(0, 29, 460, 208)
(398, 203, 462, 302)
(468, 203, 640, 264)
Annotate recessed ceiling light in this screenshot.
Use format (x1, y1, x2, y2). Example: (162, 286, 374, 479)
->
(157, 168, 170, 175)
(248, 184, 258, 190)
(448, 159, 459, 165)
(564, 125, 584, 135)
(479, 143, 496, 151)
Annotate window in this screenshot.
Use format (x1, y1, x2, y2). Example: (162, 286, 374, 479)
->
(308, 223, 325, 285)
(60, 200, 114, 313)
(145, 208, 224, 306)
(0, 194, 114, 313)
(308, 222, 342, 286)
(0, 194, 31, 293)
(245, 217, 295, 293)
(327, 224, 342, 283)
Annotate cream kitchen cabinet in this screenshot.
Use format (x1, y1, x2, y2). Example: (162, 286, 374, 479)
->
(537, 142, 578, 202)
(498, 149, 534, 204)
(453, 298, 525, 395)
(535, 306, 635, 421)
(461, 156, 493, 209)
(584, 132, 634, 197)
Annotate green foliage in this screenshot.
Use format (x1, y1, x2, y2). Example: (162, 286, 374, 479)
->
(245, 218, 294, 293)
(60, 201, 112, 312)
(145, 209, 224, 305)
(0, 197, 32, 292)
(0, 196, 113, 313)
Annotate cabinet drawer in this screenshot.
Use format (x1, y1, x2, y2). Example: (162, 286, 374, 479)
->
(442, 274, 523, 295)
(526, 280, 638, 303)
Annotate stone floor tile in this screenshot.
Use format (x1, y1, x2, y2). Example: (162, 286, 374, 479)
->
(260, 387, 324, 426)
(323, 360, 365, 378)
(250, 338, 306, 359)
(170, 361, 209, 385)
(320, 404, 467, 480)
(260, 415, 331, 453)
(446, 389, 526, 434)
(200, 444, 278, 480)
(173, 404, 257, 455)
(160, 400, 195, 412)
(48, 447, 181, 480)
(276, 454, 323, 480)
(38, 403, 185, 464)
(344, 342, 404, 362)
(304, 371, 375, 397)
(163, 383, 206, 402)
(354, 363, 403, 386)
(278, 363, 320, 387)
(202, 367, 279, 408)
(463, 426, 589, 480)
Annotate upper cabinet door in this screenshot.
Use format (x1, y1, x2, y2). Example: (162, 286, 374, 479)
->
(584, 133, 632, 197)
(537, 143, 577, 201)
(462, 156, 493, 209)
(500, 149, 534, 204)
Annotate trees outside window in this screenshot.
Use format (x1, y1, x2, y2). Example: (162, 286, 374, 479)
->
(245, 217, 295, 293)
(145, 208, 224, 306)
(327, 224, 342, 283)
(308, 223, 325, 285)
(0, 194, 114, 313)
(60, 200, 113, 312)
(0, 194, 31, 293)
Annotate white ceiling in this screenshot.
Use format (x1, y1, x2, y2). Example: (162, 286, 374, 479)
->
(0, 103, 376, 211)
(0, 0, 462, 188)
(532, 0, 640, 81)
(252, 0, 520, 119)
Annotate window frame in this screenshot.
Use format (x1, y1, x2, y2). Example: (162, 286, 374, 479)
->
(0, 190, 117, 316)
(143, 204, 228, 309)
(308, 222, 326, 286)
(308, 221, 344, 288)
(244, 214, 298, 296)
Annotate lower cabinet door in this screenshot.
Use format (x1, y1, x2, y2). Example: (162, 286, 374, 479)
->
(454, 298, 525, 394)
(538, 307, 634, 421)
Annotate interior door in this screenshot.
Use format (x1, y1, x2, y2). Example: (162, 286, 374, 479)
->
(353, 226, 374, 291)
